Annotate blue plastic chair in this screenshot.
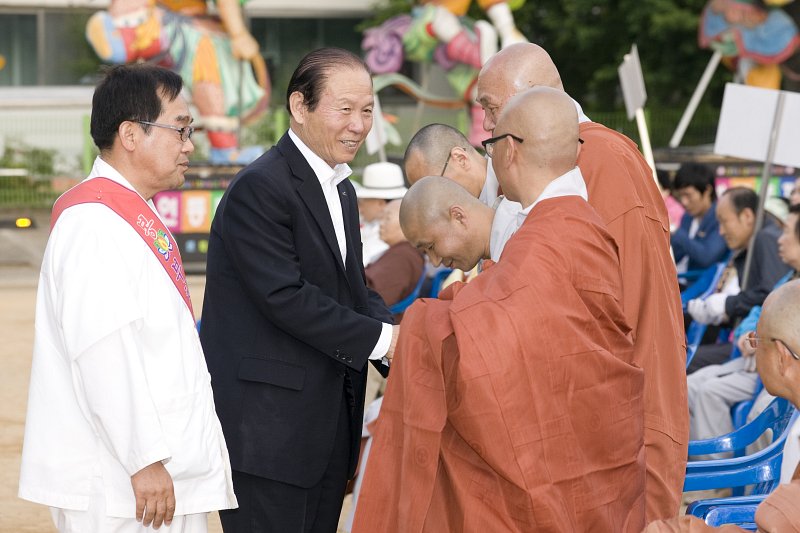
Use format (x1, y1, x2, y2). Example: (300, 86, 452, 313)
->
(388, 270, 428, 314)
(681, 256, 730, 309)
(685, 398, 797, 495)
(686, 495, 764, 530)
(731, 378, 764, 431)
(428, 268, 453, 298)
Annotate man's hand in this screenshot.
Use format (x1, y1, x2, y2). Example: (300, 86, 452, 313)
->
(688, 294, 727, 326)
(386, 325, 400, 363)
(736, 331, 756, 358)
(131, 461, 175, 529)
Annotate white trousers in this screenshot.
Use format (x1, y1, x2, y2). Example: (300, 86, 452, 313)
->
(49, 476, 208, 533)
(687, 357, 760, 457)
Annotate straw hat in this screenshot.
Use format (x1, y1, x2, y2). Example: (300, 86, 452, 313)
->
(355, 162, 407, 199)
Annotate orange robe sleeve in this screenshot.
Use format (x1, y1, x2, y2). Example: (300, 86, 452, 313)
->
(579, 121, 689, 521)
(353, 197, 646, 533)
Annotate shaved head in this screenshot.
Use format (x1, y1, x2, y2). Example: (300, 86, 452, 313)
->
(756, 279, 800, 404)
(400, 176, 493, 271)
(759, 280, 800, 354)
(492, 86, 580, 205)
(400, 175, 482, 231)
(403, 124, 486, 197)
(477, 43, 564, 133)
(403, 124, 472, 181)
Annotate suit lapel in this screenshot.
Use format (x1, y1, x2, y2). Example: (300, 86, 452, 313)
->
(278, 134, 348, 277)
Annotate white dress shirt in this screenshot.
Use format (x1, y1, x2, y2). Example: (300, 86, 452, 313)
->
(288, 129, 392, 360)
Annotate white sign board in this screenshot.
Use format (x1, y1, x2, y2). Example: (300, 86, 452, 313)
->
(715, 83, 800, 168)
(618, 44, 647, 121)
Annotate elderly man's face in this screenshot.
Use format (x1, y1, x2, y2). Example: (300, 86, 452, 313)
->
(358, 198, 387, 223)
(476, 71, 514, 133)
(299, 67, 373, 167)
(754, 321, 797, 397)
(137, 91, 194, 195)
(378, 201, 405, 246)
(716, 195, 754, 251)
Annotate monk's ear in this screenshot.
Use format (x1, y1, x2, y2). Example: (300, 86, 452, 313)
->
(289, 91, 306, 124)
(775, 341, 795, 375)
(449, 204, 467, 227)
(118, 121, 137, 152)
(451, 147, 468, 169)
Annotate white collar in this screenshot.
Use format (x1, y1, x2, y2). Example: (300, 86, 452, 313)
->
(573, 98, 591, 124)
(288, 128, 352, 187)
(89, 156, 149, 202)
(518, 166, 588, 224)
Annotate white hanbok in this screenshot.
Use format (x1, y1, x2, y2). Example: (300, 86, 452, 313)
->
(19, 157, 237, 531)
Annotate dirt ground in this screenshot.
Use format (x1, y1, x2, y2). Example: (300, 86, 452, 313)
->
(0, 217, 355, 532)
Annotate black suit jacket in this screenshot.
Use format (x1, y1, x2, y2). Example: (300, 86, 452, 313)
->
(200, 132, 392, 488)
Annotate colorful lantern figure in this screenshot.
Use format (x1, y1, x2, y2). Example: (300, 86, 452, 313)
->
(699, 0, 800, 89)
(86, 0, 271, 164)
(362, 1, 527, 147)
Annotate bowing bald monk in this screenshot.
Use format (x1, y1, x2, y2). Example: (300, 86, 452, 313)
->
(645, 280, 800, 533)
(477, 43, 687, 521)
(352, 87, 646, 533)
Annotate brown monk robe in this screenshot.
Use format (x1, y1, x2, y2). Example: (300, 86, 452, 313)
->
(477, 43, 688, 520)
(352, 194, 646, 533)
(578, 120, 689, 517)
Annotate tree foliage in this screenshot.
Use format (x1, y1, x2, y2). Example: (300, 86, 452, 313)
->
(514, 0, 727, 109)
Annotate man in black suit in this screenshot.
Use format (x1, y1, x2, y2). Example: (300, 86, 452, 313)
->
(200, 47, 398, 533)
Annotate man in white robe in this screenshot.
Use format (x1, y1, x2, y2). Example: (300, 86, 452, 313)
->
(18, 64, 236, 532)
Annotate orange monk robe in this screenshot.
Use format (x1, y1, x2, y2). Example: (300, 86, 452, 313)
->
(353, 196, 646, 533)
(579, 121, 688, 521)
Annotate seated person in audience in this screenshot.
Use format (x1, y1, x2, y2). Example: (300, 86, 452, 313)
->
(687, 204, 800, 451)
(645, 279, 800, 533)
(686, 187, 789, 373)
(671, 163, 728, 274)
(364, 199, 425, 322)
(355, 161, 407, 266)
(657, 168, 685, 232)
(791, 176, 800, 207)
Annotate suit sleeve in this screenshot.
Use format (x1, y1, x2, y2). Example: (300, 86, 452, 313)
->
(220, 170, 385, 370)
(671, 218, 727, 270)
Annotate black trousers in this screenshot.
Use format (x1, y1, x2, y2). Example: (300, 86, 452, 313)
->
(687, 342, 734, 374)
(220, 395, 352, 533)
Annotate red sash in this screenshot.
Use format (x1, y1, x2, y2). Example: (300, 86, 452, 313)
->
(50, 177, 194, 317)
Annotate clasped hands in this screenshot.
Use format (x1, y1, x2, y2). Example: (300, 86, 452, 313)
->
(687, 293, 728, 326)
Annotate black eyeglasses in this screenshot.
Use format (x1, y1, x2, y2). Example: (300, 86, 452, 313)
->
(137, 121, 194, 142)
(481, 133, 584, 157)
(481, 133, 523, 157)
(746, 332, 800, 360)
(440, 152, 451, 177)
